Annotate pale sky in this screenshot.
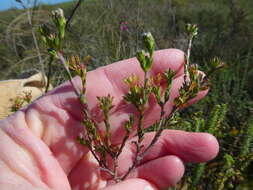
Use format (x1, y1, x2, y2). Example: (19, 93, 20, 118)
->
(0, 0, 72, 11)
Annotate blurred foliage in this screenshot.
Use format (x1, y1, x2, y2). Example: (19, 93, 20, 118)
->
(0, 0, 253, 189)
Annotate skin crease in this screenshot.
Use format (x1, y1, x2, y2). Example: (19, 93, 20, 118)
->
(0, 49, 219, 190)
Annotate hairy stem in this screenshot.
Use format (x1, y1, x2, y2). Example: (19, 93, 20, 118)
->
(57, 52, 81, 97)
(121, 141, 142, 180)
(86, 136, 107, 168)
(185, 36, 193, 81)
(121, 105, 177, 181)
(116, 132, 130, 158)
(139, 105, 176, 159)
(103, 111, 111, 148)
(137, 111, 144, 143)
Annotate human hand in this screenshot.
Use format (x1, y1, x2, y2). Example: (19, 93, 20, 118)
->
(0, 49, 219, 190)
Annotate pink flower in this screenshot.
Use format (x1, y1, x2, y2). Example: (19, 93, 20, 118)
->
(120, 21, 128, 32)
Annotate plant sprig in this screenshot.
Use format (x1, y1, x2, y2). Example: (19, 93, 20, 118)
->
(39, 9, 223, 183)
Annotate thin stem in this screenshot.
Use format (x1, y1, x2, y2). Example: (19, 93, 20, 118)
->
(186, 37, 193, 67)
(116, 132, 130, 158)
(139, 105, 175, 159)
(45, 56, 53, 93)
(121, 105, 177, 181)
(18, 0, 45, 85)
(137, 71, 149, 141)
(121, 141, 142, 180)
(143, 71, 149, 89)
(58, 52, 122, 180)
(121, 71, 151, 180)
(66, 0, 84, 29)
(100, 167, 115, 177)
(57, 53, 119, 178)
(112, 158, 119, 181)
(86, 135, 108, 169)
(57, 52, 80, 97)
(137, 111, 144, 143)
(103, 111, 111, 148)
(185, 36, 193, 80)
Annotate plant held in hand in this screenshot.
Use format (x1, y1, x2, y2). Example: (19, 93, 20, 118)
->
(39, 9, 223, 183)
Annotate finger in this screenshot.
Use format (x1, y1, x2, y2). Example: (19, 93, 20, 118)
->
(0, 113, 71, 190)
(127, 155, 184, 189)
(114, 130, 218, 176)
(68, 152, 106, 190)
(70, 130, 217, 189)
(102, 178, 158, 190)
(23, 101, 88, 174)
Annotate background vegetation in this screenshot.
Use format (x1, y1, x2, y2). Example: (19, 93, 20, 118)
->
(0, 0, 252, 189)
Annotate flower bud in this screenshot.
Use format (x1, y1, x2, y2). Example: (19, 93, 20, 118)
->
(52, 8, 66, 39)
(39, 24, 51, 37)
(210, 57, 225, 69)
(136, 50, 148, 72)
(48, 49, 58, 58)
(142, 32, 155, 55)
(186, 23, 198, 37)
